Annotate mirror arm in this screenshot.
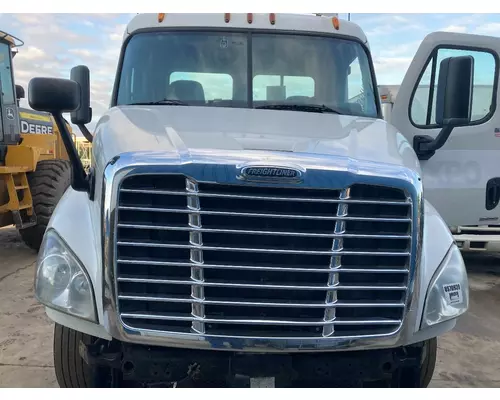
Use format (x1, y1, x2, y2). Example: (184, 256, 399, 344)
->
(78, 124, 93, 143)
(52, 112, 89, 193)
(413, 125, 454, 161)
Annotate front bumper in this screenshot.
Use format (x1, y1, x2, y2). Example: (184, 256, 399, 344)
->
(80, 338, 427, 387)
(454, 233, 500, 252)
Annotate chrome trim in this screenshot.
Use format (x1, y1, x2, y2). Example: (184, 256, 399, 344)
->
(120, 313, 402, 327)
(117, 205, 411, 222)
(116, 242, 410, 256)
(102, 150, 423, 353)
(117, 224, 411, 239)
(120, 188, 410, 206)
(117, 295, 406, 308)
(117, 277, 407, 291)
(117, 259, 409, 274)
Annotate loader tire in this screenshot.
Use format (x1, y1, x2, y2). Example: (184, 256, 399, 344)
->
(53, 323, 112, 388)
(19, 159, 71, 251)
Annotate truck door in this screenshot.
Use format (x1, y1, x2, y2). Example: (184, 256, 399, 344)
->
(391, 31, 500, 228)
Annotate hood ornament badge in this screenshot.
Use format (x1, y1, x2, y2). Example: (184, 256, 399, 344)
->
(237, 165, 304, 183)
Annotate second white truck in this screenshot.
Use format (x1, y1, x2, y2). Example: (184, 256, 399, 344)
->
(379, 80, 500, 253)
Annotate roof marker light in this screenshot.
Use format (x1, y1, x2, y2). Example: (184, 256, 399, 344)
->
(247, 13, 253, 24)
(269, 13, 276, 25)
(224, 13, 231, 23)
(158, 13, 165, 23)
(332, 16, 340, 30)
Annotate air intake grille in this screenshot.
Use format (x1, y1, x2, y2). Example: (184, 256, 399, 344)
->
(115, 174, 412, 339)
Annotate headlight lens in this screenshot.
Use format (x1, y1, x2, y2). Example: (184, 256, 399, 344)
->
(421, 244, 469, 329)
(35, 229, 97, 322)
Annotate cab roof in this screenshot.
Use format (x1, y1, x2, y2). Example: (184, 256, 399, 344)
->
(124, 13, 369, 47)
(0, 30, 24, 48)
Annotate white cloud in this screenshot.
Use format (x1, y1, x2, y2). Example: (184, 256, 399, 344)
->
(16, 46, 46, 60)
(14, 14, 43, 25)
(391, 15, 408, 23)
(378, 40, 422, 58)
(445, 13, 487, 27)
(441, 24, 467, 33)
(373, 56, 414, 84)
(69, 48, 93, 57)
(474, 22, 500, 35)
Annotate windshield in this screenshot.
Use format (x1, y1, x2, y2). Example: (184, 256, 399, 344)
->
(115, 31, 379, 118)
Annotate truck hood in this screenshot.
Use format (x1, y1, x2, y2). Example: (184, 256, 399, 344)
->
(93, 105, 420, 173)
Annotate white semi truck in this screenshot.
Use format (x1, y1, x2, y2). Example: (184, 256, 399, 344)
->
(379, 83, 500, 253)
(27, 13, 478, 387)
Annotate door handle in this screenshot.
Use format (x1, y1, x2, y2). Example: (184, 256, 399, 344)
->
(486, 178, 500, 211)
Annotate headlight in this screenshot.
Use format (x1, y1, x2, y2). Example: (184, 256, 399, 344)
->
(35, 229, 97, 322)
(421, 243, 469, 329)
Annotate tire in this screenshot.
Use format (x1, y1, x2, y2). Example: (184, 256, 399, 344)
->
(419, 337, 438, 388)
(53, 323, 112, 388)
(395, 338, 437, 388)
(19, 159, 71, 251)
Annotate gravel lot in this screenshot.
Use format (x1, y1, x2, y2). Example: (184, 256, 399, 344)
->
(0, 226, 499, 387)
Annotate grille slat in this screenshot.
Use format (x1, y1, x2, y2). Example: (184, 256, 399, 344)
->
(121, 187, 410, 206)
(118, 295, 406, 308)
(117, 276, 407, 290)
(118, 223, 410, 240)
(117, 241, 409, 256)
(118, 206, 411, 222)
(115, 174, 413, 340)
(121, 313, 402, 327)
(118, 259, 408, 274)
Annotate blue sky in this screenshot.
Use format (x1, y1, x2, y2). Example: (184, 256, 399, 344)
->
(1, 13, 500, 130)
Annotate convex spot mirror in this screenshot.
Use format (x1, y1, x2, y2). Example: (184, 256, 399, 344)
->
(70, 65, 92, 125)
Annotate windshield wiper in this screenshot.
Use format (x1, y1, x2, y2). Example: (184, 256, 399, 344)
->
(127, 99, 189, 106)
(255, 103, 342, 114)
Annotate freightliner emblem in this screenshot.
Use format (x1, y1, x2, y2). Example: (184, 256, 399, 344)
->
(238, 165, 303, 183)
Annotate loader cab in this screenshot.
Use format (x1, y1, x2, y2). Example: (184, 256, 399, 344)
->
(0, 31, 22, 161)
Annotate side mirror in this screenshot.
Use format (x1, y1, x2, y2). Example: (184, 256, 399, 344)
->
(28, 77, 80, 113)
(435, 55, 474, 127)
(28, 76, 89, 193)
(70, 65, 92, 125)
(413, 55, 474, 161)
(15, 84, 25, 100)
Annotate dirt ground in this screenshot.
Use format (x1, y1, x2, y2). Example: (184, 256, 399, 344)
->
(0, 226, 499, 388)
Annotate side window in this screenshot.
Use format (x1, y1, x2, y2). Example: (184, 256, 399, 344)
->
(345, 53, 377, 117)
(347, 58, 363, 101)
(410, 47, 497, 126)
(169, 72, 233, 101)
(0, 43, 15, 105)
(253, 75, 315, 101)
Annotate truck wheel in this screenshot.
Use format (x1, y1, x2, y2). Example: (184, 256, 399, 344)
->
(53, 323, 112, 388)
(19, 159, 71, 251)
(396, 338, 437, 388)
(419, 337, 438, 388)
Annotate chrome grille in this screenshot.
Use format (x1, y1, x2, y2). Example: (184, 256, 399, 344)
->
(115, 174, 412, 339)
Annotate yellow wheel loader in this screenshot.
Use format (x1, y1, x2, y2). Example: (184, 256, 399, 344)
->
(0, 30, 72, 251)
